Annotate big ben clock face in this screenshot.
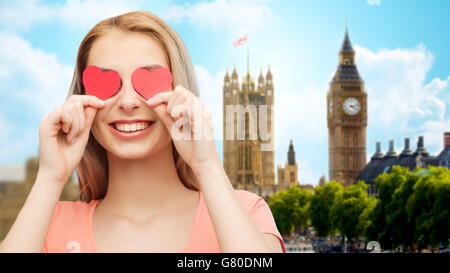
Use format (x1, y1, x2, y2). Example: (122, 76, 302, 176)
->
(343, 97, 361, 115)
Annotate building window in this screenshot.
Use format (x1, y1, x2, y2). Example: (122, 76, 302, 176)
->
(249, 146, 252, 169)
(245, 146, 248, 170)
(244, 146, 252, 170)
(290, 172, 295, 183)
(238, 146, 243, 170)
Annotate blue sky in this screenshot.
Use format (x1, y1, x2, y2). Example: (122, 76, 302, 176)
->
(1, 0, 449, 185)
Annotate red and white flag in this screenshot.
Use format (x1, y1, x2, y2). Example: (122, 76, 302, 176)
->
(233, 34, 248, 47)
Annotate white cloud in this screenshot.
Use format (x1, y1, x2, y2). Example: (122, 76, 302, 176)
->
(0, 32, 73, 113)
(0, 32, 73, 163)
(0, 0, 142, 31)
(354, 44, 449, 154)
(367, 0, 381, 6)
(162, 0, 280, 36)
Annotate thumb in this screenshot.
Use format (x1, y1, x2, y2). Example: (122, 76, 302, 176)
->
(152, 103, 175, 133)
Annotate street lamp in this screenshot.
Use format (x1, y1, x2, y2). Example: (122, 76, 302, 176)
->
(344, 236, 347, 253)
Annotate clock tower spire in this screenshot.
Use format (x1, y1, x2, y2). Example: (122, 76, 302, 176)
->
(327, 27, 368, 186)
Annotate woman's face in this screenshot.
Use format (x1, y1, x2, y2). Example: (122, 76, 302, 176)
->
(88, 28, 172, 159)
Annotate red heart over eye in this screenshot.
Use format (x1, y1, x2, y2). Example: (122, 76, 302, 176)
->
(82, 66, 121, 100)
(131, 67, 173, 100)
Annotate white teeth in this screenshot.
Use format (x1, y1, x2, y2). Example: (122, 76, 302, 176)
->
(114, 122, 151, 132)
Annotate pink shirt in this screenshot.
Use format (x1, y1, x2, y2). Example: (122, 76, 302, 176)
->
(44, 189, 286, 253)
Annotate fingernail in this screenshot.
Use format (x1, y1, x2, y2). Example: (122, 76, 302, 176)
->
(71, 137, 77, 144)
(147, 98, 153, 104)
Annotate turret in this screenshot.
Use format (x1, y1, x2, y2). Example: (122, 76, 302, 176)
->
(339, 26, 355, 66)
(400, 137, 413, 157)
(224, 66, 230, 86)
(258, 67, 265, 89)
(414, 136, 430, 157)
(231, 64, 238, 85)
(384, 140, 398, 158)
(371, 141, 384, 159)
(288, 139, 296, 166)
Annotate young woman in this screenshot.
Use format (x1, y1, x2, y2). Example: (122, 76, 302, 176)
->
(0, 11, 285, 253)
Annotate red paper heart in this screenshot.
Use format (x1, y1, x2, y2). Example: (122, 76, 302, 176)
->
(82, 65, 121, 100)
(131, 67, 173, 100)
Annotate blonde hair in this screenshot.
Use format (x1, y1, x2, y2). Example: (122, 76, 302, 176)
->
(68, 11, 200, 202)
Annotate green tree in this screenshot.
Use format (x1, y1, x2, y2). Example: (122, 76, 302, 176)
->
(268, 191, 293, 236)
(330, 181, 373, 244)
(386, 167, 418, 251)
(366, 166, 409, 250)
(294, 188, 313, 233)
(406, 166, 450, 252)
(268, 186, 312, 236)
(309, 181, 343, 237)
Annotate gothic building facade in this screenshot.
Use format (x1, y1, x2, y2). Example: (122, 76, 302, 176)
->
(222, 66, 299, 200)
(277, 140, 298, 187)
(357, 132, 450, 196)
(0, 156, 78, 238)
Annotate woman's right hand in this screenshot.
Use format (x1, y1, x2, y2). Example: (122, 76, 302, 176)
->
(37, 95, 105, 186)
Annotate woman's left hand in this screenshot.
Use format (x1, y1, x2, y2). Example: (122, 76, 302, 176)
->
(147, 85, 220, 178)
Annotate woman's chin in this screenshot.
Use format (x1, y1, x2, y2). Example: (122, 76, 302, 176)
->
(108, 143, 154, 159)
(111, 149, 151, 160)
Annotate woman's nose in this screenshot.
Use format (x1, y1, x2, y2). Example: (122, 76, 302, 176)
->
(117, 80, 141, 111)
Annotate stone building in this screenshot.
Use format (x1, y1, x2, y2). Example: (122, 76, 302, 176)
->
(222, 65, 279, 200)
(327, 27, 368, 186)
(0, 156, 78, 238)
(356, 132, 450, 196)
(277, 140, 298, 187)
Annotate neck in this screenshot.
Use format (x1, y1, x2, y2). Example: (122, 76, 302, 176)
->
(101, 143, 192, 218)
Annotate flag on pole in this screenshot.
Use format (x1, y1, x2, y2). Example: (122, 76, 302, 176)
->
(233, 34, 248, 47)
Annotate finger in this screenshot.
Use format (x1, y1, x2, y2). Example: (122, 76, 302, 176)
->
(171, 101, 192, 121)
(69, 94, 106, 109)
(84, 106, 98, 130)
(146, 91, 173, 106)
(59, 107, 72, 135)
(175, 112, 192, 139)
(76, 101, 86, 135)
(40, 109, 62, 138)
(65, 108, 79, 144)
(168, 94, 187, 118)
(152, 103, 175, 133)
(69, 102, 84, 143)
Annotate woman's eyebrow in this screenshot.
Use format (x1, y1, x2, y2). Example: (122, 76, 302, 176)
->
(98, 67, 116, 73)
(141, 64, 162, 71)
(97, 65, 163, 73)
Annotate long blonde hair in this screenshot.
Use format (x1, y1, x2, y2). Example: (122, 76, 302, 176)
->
(68, 11, 200, 202)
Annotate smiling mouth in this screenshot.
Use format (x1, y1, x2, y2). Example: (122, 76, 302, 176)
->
(108, 121, 155, 133)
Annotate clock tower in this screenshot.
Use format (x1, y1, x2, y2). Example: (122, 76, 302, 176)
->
(327, 27, 367, 186)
